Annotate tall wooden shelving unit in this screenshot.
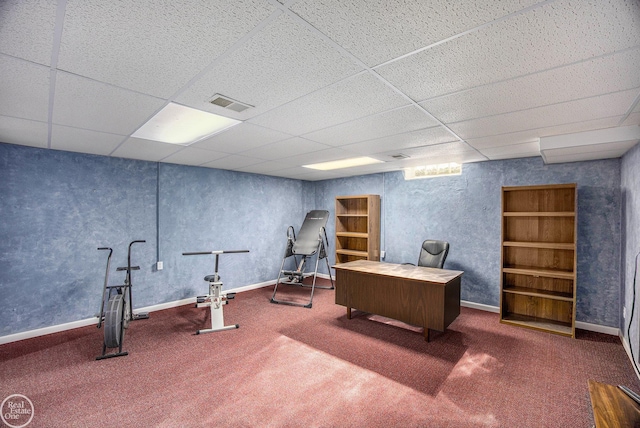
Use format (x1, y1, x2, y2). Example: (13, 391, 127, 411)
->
(500, 183, 577, 338)
(335, 195, 380, 264)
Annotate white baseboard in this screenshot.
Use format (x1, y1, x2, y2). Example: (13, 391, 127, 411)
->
(0, 279, 619, 345)
(461, 300, 500, 313)
(0, 279, 277, 346)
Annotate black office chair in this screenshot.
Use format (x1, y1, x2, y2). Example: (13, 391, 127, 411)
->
(407, 240, 450, 269)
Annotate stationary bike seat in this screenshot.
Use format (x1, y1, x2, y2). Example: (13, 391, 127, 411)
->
(204, 275, 221, 282)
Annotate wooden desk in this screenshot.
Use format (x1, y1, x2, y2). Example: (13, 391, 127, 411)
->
(333, 260, 463, 341)
(588, 380, 640, 427)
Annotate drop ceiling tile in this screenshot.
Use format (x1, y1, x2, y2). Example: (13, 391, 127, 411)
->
(200, 154, 264, 170)
(623, 112, 640, 126)
(160, 146, 228, 166)
(302, 105, 439, 147)
(421, 48, 640, 123)
(465, 117, 625, 149)
(191, 123, 292, 153)
(277, 147, 358, 166)
(51, 125, 124, 156)
(111, 137, 183, 162)
(0, 0, 57, 65)
(543, 140, 639, 163)
(0, 116, 48, 148)
(248, 73, 410, 135)
(342, 126, 458, 156)
(377, 0, 640, 100)
(449, 89, 639, 140)
(479, 141, 541, 160)
(290, 0, 545, 66)
(58, 0, 276, 98)
(246, 137, 330, 161)
(52, 72, 165, 134)
(376, 141, 478, 159)
(235, 160, 295, 174)
(176, 13, 364, 120)
(0, 57, 50, 122)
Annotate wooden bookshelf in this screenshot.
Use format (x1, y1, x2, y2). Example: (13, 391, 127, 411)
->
(500, 183, 577, 337)
(335, 195, 380, 264)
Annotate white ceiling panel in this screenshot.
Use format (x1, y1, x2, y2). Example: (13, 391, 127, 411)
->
(248, 73, 410, 135)
(160, 146, 228, 166)
(466, 116, 626, 149)
(480, 141, 542, 160)
(191, 123, 292, 154)
(51, 125, 124, 156)
(246, 137, 330, 161)
(421, 48, 640, 123)
(200, 154, 264, 170)
(542, 139, 639, 163)
(302, 105, 439, 147)
(0, 56, 50, 122)
(290, 0, 545, 67)
(175, 13, 363, 120)
(111, 137, 183, 162)
(0, 0, 57, 66)
(449, 89, 640, 140)
(342, 126, 460, 157)
(0, 1, 638, 180)
(52, 72, 166, 135)
(235, 160, 296, 175)
(0, 116, 48, 149)
(58, 0, 276, 98)
(377, 0, 640, 101)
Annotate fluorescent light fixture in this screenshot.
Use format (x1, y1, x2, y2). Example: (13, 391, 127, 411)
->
(403, 162, 462, 180)
(131, 102, 241, 145)
(303, 156, 384, 171)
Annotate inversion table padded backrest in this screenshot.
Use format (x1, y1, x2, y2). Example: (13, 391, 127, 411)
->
(292, 210, 329, 256)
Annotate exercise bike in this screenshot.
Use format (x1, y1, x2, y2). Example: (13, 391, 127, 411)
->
(96, 240, 148, 360)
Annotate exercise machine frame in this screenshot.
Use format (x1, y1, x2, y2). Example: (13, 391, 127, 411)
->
(96, 240, 147, 360)
(182, 249, 249, 335)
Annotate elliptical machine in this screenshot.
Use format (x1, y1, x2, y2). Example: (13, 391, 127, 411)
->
(96, 240, 147, 360)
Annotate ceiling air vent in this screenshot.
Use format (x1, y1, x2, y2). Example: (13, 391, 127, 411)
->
(209, 94, 253, 113)
(391, 154, 410, 160)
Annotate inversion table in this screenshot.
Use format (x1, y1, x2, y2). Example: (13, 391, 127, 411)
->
(182, 249, 249, 334)
(270, 210, 334, 308)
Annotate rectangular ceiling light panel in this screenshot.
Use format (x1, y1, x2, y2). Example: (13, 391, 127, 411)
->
(303, 156, 384, 171)
(132, 103, 241, 145)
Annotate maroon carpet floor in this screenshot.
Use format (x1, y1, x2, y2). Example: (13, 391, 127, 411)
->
(1, 280, 638, 427)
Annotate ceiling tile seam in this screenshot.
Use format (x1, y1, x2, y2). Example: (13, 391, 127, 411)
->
(46, 0, 68, 150)
(371, 0, 558, 70)
(618, 90, 640, 126)
(272, 6, 462, 156)
(297, 104, 440, 141)
(462, 113, 630, 142)
(111, 9, 284, 158)
(417, 45, 640, 105)
(275, 3, 487, 160)
(446, 86, 640, 126)
(367, 69, 489, 161)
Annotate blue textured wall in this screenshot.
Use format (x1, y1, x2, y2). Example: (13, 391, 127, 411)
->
(0, 142, 626, 337)
(0, 143, 306, 336)
(157, 163, 304, 301)
(314, 157, 622, 326)
(0, 143, 157, 335)
(621, 141, 640, 364)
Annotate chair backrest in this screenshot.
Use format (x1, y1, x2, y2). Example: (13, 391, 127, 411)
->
(417, 240, 449, 268)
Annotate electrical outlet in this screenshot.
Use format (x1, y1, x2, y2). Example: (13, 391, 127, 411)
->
(156, 261, 163, 271)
